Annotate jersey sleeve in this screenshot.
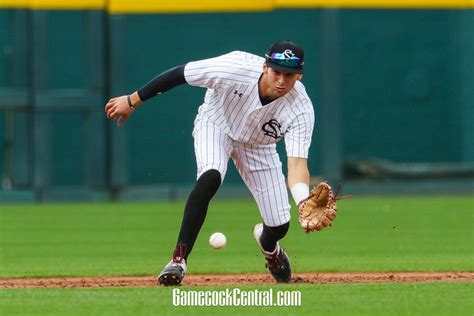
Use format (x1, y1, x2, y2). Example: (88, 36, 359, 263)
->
(284, 106, 315, 158)
(184, 51, 260, 90)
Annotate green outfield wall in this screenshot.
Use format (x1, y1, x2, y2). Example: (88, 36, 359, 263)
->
(0, 5, 473, 200)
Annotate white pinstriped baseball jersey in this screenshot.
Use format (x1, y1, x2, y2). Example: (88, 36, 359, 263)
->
(184, 51, 315, 159)
(184, 51, 315, 226)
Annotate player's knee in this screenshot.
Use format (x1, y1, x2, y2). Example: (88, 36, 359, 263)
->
(263, 221, 290, 241)
(196, 169, 222, 191)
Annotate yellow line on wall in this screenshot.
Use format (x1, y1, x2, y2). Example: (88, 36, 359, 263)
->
(108, 0, 273, 14)
(0, 0, 472, 11)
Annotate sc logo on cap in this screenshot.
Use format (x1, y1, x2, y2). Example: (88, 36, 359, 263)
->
(283, 49, 295, 60)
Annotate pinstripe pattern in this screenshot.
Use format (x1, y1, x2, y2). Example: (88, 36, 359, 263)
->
(233, 143, 291, 226)
(194, 124, 233, 179)
(187, 51, 314, 226)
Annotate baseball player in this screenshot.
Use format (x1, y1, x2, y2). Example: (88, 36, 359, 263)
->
(105, 40, 328, 286)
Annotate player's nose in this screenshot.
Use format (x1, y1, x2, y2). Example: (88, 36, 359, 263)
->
(276, 75, 285, 84)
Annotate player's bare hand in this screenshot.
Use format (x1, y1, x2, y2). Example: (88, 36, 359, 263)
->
(105, 95, 133, 126)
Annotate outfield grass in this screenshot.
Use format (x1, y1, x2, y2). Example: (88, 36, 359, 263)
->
(0, 196, 472, 277)
(1, 283, 472, 315)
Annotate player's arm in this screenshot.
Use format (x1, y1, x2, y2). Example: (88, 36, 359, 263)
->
(287, 157, 310, 209)
(105, 52, 243, 125)
(105, 65, 186, 126)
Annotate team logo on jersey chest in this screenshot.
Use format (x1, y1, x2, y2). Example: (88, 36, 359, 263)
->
(262, 119, 283, 139)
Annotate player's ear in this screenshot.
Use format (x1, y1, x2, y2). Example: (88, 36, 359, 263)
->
(262, 63, 268, 74)
(297, 74, 303, 80)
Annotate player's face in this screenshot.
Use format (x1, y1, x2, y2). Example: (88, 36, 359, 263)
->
(261, 64, 302, 99)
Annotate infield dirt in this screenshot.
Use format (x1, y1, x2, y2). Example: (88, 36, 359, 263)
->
(1, 272, 472, 288)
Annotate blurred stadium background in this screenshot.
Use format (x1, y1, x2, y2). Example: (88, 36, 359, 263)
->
(0, 0, 473, 202)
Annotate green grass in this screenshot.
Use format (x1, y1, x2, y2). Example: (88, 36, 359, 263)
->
(0, 196, 473, 278)
(1, 283, 472, 315)
(0, 196, 473, 315)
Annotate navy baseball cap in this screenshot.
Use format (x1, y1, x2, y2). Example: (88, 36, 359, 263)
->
(265, 40, 304, 74)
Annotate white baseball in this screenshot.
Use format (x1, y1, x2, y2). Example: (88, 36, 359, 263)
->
(209, 232, 227, 249)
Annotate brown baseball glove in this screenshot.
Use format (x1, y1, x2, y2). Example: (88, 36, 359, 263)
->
(297, 182, 349, 233)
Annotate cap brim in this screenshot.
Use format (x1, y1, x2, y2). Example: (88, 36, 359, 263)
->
(266, 60, 304, 74)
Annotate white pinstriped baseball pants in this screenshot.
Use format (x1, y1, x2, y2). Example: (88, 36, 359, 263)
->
(193, 124, 291, 227)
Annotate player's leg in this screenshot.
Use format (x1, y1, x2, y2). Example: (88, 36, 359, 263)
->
(232, 143, 291, 228)
(175, 168, 221, 259)
(158, 125, 232, 286)
(258, 222, 290, 252)
(232, 144, 292, 282)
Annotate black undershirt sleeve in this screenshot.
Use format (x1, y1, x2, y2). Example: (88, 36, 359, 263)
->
(137, 64, 186, 102)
